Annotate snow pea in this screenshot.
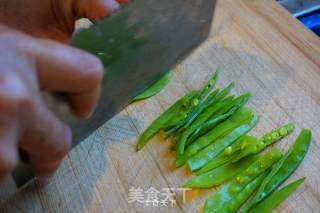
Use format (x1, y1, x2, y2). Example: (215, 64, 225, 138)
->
(220, 172, 267, 213)
(187, 93, 251, 145)
(197, 123, 296, 174)
(175, 96, 235, 157)
(183, 154, 259, 188)
(181, 82, 235, 130)
(133, 70, 172, 101)
(166, 81, 235, 138)
(196, 135, 258, 174)
(136, 91, 198, 150)
(261, 123, 295, 146)
(197, 68, 220, 104)
(245, 129, 311, 209)
(187, 114, 259, 172)
(230, 139, 265, 163)
(247, 178, 305, 213)
(232, 123, 295, 162)
(204, 148, 282, 213)
(165, 70, 220, 136)
(176, 107, 254, 167)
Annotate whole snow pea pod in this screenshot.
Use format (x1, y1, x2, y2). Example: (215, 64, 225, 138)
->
(176, 108, 254, 167)
(261, 123, 295, 146)
(136, 91, 198, 150)
(196, 135, 257, 174)
(220, 172, 268, 213)
(165, 70, 220, 136)
(175, 96, 235, 157)
(133, 70, 172, 101)
(183, 154, 259, 188)
(247, 178, 305, 213)
(246, 129, 312, 209)
(187, 114, 259, 172)
(187, 92, 251, 144)
(203, 148, 282, 213)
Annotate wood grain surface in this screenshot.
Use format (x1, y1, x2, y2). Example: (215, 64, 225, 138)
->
(1, 0, 320, 212)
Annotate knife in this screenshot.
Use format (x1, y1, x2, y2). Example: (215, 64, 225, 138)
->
(11, 0, 216, 189)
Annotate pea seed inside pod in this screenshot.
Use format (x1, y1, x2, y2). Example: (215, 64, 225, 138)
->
(246, 169, 253, 175)
(224, 147, 233, 155)
(192, 99, 199, 106)
(229, 185, 242, 193)
(247, 166, 259, 175)
(264, 136, 272, 143)
(279, 127, 288, 136)
(272, 132, 280, 140)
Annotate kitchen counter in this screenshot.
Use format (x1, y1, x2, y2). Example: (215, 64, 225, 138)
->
(1, 0, 320, 212)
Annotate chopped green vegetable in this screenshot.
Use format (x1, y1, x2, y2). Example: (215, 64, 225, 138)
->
(196, 135, 259, 175)
(183, 154, 259, 188)
(247, 178, 305, 213)
(203, 148, 282, 213)
(187, 113, 259, 172)
(165, 69, 221, 136)
(261, 123, 295, 146)
(133, 70, 173, 101)
(245, 129, 311, 210)
(136, 91, 198, 150)
(176, 107, 255, 167)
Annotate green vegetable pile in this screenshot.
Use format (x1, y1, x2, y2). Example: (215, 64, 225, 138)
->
(136, 68, 312, 213)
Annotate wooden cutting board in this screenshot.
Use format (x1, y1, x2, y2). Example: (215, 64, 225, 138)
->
(1, 0, 320, 212)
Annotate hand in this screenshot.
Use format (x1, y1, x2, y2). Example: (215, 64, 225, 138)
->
(0, 0, 126, 179)
(0, 0, 127, 42)
(0, 25, 104, 179)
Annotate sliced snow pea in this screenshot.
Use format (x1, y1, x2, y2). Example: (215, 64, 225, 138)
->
(261, 123, 295, 146)
(187, 92, 251, 145)
(197, 68, 220, 104)
(175, 96, 235, 158)
(247, 177, 305, 213)
(220, 172, 267, 213)
(136, 91, 198, 150)
(196, 135, 258, 174)
(166, 81, 235, 138)
(231, 123, 295, 163)
(176, 107, 254, 167)
(204, 148, 282, 213)
(246, 129, 312, 209)
(197, 123, 296, 174)
(187, 114, 259, 172)
(230, 139, 265, 163)
(165, 70, 220, 136)
(196, 153, 234, 175)
(183, 154, 259, 188)
(180, 82, 235, 131)
(133, 70, 172, 101)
